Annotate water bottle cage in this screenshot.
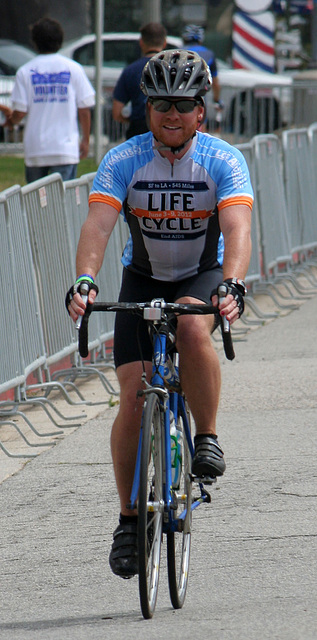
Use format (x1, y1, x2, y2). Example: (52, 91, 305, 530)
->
(170, 417, 183, 489)
(163, 356, 181, 392)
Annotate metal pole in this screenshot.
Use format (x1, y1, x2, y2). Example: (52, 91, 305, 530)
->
(94, 0, 104, 164)
(312, 1, 317, 63)
(142, 0, 161, 23)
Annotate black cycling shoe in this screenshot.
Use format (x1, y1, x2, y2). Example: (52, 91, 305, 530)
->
(192, 434, 226, 478)
(109, 522, 138, 579)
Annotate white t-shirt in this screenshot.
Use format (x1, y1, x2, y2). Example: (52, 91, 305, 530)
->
(11, 53, 95, 166)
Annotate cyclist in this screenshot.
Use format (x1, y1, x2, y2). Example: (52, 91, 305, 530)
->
(182, 24, 223, 112)
(66, 50, 253, 580)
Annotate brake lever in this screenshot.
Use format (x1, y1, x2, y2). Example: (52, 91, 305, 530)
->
(217, 283, 235, 360)
(75, 282, 89, 330)
(218, 284, 230, 333)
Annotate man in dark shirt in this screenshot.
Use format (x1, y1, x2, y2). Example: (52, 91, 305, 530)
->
(112, 22, 167, 139)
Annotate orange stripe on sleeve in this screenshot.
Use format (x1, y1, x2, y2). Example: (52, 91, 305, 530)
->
(218, 196, 253, 211)
(88, 193, 122, 212)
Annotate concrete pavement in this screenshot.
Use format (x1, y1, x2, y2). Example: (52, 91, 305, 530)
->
(0, 288, 316, 639)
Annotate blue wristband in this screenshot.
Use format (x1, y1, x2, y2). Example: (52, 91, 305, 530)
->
(76, 274, 95, 285)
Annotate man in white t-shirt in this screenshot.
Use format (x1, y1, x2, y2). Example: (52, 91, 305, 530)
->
(7, 18, 95, 183)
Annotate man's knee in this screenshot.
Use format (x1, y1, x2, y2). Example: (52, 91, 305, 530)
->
(176, 314, 212, 348)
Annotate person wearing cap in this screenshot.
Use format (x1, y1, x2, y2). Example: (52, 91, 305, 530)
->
(182, 23, 223, 128)
(66, 49, 253, 579)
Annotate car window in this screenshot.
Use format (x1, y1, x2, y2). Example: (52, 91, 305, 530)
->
(73, 43, 95, 66)
(73, 40, 140, 68)
(103, 40, 141, 66)
(72, 39, 180, 69)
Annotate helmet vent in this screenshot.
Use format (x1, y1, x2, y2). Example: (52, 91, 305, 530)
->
(141, 49, 211, 98)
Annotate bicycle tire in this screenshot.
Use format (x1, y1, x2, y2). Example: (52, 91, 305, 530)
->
(167, 401, 192, 609)
(138, 393, 164, 619)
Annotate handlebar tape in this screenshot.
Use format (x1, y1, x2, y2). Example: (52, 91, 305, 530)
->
(78, 303, 92, 358)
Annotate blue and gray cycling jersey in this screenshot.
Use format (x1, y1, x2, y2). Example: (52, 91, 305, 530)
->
(89, 131, 253, 281)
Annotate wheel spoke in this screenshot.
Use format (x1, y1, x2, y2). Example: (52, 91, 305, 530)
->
(167, 401, 192, 609)
(138, 394, 163, 619)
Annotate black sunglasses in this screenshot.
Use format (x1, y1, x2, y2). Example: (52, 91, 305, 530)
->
(148, 98, 200, 114)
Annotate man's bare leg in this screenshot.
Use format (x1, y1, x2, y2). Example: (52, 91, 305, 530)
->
(110, 361, 152, 516)
(176, 298, 225, 477)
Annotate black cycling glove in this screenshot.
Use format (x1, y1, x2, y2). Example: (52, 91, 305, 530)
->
(65, 275, 99, 314)
(212, 278, 246, 318)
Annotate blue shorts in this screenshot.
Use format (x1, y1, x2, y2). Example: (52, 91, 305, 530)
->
(25, 164, 77, 183)
(114, 267, 223, 367)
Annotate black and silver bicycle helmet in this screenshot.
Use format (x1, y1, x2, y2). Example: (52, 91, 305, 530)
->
(140, 49, 212, 100)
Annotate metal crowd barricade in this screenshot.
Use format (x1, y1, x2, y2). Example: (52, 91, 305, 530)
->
(64, 173, 119, 343)
(64, 175, 102, 355)
(63, 176, 118, 394)
(250, 134, 303, 308)
(281, 128, 317, 257)
(280, 127, 317, 291)
(253, 134, 292, 276)
(236, 141, 261, 284)
(21, 174, 78, 361)
(81, 171, 96, 193)
(2, 185, 86, 418)
(21, 173, 118, 400)
(235, 141, 277, 322)
(253, 134, 316, 305)
(64, 170, 127, 346)
(0, 186, 78, 458)
(0, 191, 26, 401)
(307, 122, 317, 267)
(3, 186, 47, 386)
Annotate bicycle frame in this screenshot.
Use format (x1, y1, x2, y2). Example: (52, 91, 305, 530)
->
(128, 323, 211, 533)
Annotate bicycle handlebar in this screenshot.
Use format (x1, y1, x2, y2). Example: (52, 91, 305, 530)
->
(78, 300, 235, 361)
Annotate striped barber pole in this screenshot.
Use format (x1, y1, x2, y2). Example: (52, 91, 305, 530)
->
(232, 10, 275, 73)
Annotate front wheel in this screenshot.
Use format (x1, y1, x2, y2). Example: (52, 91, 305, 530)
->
(167, 400, 192, 609)
(138, 393, 164, 619)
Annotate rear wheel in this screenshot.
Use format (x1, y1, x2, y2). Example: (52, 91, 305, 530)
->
(138, 393, 164, 619)
(167, 401, 192, 609)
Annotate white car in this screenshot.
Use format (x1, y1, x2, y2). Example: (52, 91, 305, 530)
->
(0, 39, 35, 76)
(60, 32, 183, 89)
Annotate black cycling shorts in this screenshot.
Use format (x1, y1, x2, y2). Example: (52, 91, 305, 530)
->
(113, 267, 223, 368)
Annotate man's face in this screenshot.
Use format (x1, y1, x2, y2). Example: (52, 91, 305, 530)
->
(148, 98, 205, 153)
